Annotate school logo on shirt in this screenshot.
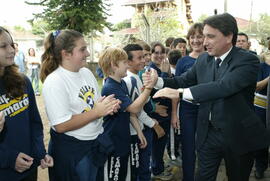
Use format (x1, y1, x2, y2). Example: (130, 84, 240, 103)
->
(78, 85, 95, 112)
(0, 94, 29, 117)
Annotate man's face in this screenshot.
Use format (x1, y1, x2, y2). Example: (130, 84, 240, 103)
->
(203, 25, 233, 57)
(236, 35, 249, 50)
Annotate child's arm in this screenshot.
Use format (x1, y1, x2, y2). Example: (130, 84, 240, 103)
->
(130, 114, 147, 149)
(171, 98, 180, 129)
(126, 70, 158, 114)
(54, 95, 120, 133)
(126, 88, 152, 114)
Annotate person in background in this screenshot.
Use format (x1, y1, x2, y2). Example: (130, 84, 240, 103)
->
(41, 29, 120, 181)
(236, 32, 257, 55)
(0, 26, 53, 181)
(253, 49, 270, 179)
(27, 48, 41, 96)
(148, 42, 177, 180)
(171, 38, 188, 57)
(175, 22, 205, 181)
(165, 37, 175, 48)
(261, 39, 270, 63)
(14, 43, 26, 74)
(168, 49, 181, 77)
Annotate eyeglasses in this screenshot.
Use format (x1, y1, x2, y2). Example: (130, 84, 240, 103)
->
(153, 51, 164, 55)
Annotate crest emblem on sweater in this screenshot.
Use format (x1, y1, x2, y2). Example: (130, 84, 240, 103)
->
(78, 85, 95, 112)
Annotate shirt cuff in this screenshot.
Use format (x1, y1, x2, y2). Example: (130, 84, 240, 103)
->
(154, 77, 164, 89)
(183, 88, 193, 100)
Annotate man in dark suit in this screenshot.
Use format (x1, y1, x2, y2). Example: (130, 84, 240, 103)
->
(143, 13, 270, 181)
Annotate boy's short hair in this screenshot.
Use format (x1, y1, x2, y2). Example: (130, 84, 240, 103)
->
(168, 49, 182, 66)
(123, 44, 143, 61)
(98, 47, 128, 77)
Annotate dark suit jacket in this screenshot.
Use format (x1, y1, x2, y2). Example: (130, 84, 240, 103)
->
(164, 46, 270, 155)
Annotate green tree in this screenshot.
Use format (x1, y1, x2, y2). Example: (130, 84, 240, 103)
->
(14, 26, 26, 32)
(25, 0, 112, 34)
(112, 19, 131, 31)
(246, 13, 270, 46)
(28, 19, 50, 37)
(132, 9, 185, 43)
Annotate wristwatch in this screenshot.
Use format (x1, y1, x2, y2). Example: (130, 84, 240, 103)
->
(177, 88, 184, 99)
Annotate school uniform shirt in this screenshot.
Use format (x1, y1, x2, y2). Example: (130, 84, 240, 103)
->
(123, 71, 155, 136)
(148, 62, 172, 122)
(175, 56, 199, 107)
(42, 66, 103, 140)
(102, 77, 132, 157)
(0, 76, 46, 181)
(254, 62, 270, 111)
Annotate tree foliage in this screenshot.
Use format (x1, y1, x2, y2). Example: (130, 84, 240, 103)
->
(132, 9, 185, 43)
(25, 0, 112, 34)
(112, 19, 131, 31)
(27, 19, 50, 37)
(245, 13, 270, 46)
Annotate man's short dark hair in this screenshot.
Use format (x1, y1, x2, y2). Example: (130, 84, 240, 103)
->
(168, 49, 182, 66)
(203, 13, 238, 46)
(238, 32, 249, 41)
(171, 38, 187, 49)
(123, 44, 143, 61)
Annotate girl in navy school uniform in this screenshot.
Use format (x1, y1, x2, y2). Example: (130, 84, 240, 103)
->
(41, 29, 120, 181)
(0, 26, 53, 181)
(175, 23, 205, 181)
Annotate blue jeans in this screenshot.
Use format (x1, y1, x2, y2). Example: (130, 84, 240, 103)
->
(28, 68, 40, 94)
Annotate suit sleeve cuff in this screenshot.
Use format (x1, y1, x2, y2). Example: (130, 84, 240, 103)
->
(183, 88, 194, 100)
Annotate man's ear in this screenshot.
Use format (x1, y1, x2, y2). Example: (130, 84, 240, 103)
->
(226, 34, 233, 44)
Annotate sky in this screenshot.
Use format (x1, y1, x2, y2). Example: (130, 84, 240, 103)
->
(0, 0, 268, 29)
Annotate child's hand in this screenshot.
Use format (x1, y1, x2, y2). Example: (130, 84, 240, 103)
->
(160, 59, 170, 73)
(40, 154, 54, 169)
(171, 115, 180, 129)
(142, 69, 158, 89)
(155, 102, 168, 117)
(15, 153, 33, 173)
(153, 123, 165, 139)
(138, 132, 147, 149)
(0, 111, 5, 132)
(95, 95, 121, 117)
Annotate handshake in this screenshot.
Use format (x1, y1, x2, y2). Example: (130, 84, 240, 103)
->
(142, 68, 158, 89)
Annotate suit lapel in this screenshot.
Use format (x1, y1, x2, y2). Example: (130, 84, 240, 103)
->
(216, 47, 235, 79)
(206, 55, 216, 81)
